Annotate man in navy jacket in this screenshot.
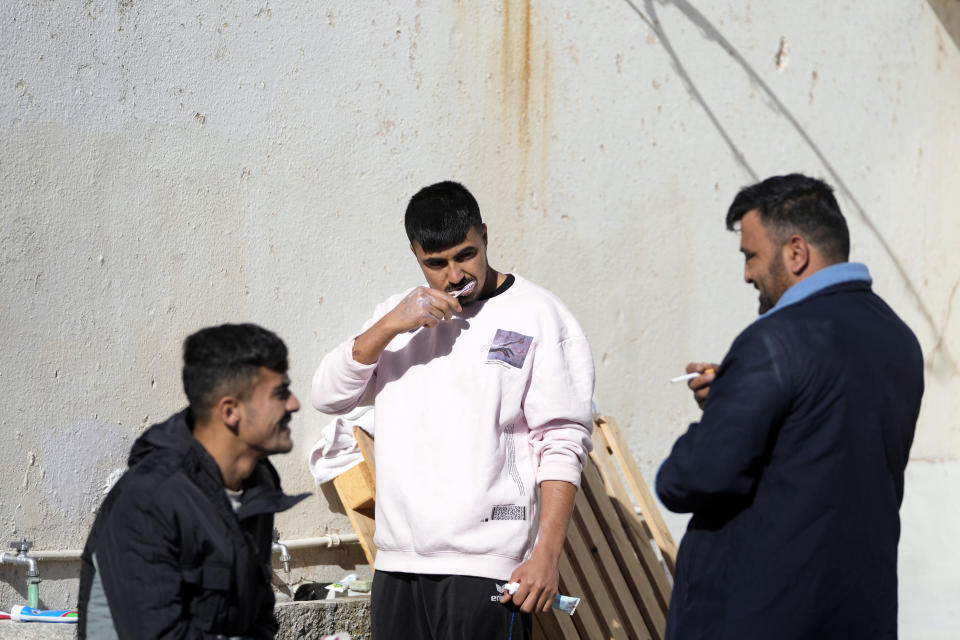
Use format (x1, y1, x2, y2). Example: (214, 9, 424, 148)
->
(657, 174, 924, 639)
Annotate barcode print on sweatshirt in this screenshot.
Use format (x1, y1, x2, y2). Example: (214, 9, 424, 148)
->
(490, 505, 526, 521)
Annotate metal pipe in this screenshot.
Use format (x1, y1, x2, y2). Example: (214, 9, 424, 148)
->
(27, 578, 40, 609)
(15, 533, 360, 562)
(27, 549, 84, 560)
(281, 534, 360, 550)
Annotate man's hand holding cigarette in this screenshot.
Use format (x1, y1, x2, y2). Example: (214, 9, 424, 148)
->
(684, 362, 718, 410)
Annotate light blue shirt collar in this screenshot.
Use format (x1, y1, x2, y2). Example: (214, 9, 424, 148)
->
(758, 262, 872, 320)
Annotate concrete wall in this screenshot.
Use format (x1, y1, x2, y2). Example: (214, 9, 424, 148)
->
(1, 0, 958, 634)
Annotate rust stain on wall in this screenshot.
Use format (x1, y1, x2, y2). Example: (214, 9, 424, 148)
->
(520, 0, 532, 152)
(540, 42, 551, 215)
(497, 0, 552, 213)
(501, 0, 512, 99)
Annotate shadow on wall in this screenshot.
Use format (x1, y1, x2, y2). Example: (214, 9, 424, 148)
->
(927, 0, 960, 51)
(623, 0, 958, 373)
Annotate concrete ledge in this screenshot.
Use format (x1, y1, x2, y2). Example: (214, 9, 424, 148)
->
(0, 621, 76, 639)
(275, 596, 371, 640)
(0, 597, 372, 640)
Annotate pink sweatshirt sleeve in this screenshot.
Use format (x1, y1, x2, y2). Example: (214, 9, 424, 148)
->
(524, 335, 595, 487)
(311, 337, 378, 415)
(311, 294, 406, 415)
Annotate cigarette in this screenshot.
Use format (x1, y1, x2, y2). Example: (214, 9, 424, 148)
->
(670, 369, 714, 384)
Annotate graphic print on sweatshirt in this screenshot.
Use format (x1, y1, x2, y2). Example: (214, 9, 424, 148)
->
(479, 423, 527, 523)
(486, 329, 534, 369)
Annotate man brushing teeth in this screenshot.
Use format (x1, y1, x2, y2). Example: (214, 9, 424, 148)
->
(313, 181, 595, 639)
(412, 220, 501, 315)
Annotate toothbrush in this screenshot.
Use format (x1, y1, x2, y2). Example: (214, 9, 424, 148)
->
(450, 280, 476, 298)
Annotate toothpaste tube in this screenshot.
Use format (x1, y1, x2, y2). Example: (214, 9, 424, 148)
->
(325, 573, 357, 599)
(502, 582, 581, 616)
(0, 611, 10, 620)
(9, 605, 78, 623)
(552, 594, 580, 615)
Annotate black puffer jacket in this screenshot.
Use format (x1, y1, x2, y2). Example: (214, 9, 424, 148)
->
(78, 409, 309, 639)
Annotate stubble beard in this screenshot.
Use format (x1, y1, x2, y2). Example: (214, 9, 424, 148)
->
(757, 256, 791, 315)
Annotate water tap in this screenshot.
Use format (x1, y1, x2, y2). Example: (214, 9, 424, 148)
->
(1, 539, 39, 577)
(271, 529, 291, 574)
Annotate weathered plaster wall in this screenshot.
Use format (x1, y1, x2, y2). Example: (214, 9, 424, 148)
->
(1, 1, 958, 633)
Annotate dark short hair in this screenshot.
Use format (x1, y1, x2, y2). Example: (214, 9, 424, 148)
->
(726, 174, 850, 262)
(182, 323, 288, 423)
(404, 181, 483, 252)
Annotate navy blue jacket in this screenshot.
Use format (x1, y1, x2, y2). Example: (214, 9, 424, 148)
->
(657, 280, 923, 640)
(77, 410, 309, 639)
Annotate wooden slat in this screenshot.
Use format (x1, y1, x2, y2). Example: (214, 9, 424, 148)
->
(550, 599, 582, 640)
(354, 426, 376, 496)
(590, 436, 673, 610)
(596, 416, 677, 573)
(582, 458, 665, 638)
(532, 611, 547, 639)
(577, 472, 653, 637)
(544, 553, 582, 640)
(323, 426, 379, 567)
(615, 498, 672, 614)
(331, 463, 375, 511)
(559, 548, 607, 640)
(341, 497, 376, 567)
(573, 485, 652, 640)
(566, 493, 630, 640)
(536, 604, 576, 640)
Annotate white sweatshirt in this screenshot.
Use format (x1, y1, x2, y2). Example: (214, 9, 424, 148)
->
(312, 275, 595, 580)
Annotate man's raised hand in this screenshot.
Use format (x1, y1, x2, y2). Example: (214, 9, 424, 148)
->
(389, 286, 462, 332)
(351, 287, 462, 364)
(686, 362, 719, 410)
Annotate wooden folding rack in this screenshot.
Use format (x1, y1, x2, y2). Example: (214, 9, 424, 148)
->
(327, 417, 676, 640)
(533, 415, 676, 640)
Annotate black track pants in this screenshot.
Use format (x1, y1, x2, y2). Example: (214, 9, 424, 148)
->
(371, 571, 532, 640)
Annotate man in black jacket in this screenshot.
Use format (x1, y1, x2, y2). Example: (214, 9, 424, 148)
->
(78, 323, 309, 639)
(657, 174, 924, 639)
